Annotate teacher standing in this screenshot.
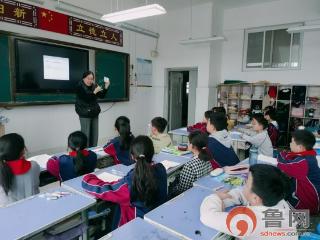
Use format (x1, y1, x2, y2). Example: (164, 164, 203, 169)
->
(75, 71, 110, 147)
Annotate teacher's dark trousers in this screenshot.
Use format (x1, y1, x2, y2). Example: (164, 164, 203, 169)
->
(79, 117, 99, 147)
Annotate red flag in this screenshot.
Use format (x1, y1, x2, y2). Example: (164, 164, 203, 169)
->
(37, 8, 68, 34)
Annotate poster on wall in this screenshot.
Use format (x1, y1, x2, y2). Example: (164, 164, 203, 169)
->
(136, 58, 152, 86)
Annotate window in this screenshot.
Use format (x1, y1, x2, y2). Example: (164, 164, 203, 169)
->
(243, 24, 302, 70)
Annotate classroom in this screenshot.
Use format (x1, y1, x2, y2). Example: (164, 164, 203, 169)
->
(0, 0, 320, 239)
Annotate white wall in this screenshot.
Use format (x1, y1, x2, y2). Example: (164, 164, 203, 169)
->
(0, 0, 158, 155)
(153, 1, 214, 122)
(221, 0, 320, 85)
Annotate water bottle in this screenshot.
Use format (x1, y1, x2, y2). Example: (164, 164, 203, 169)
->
(249, 146, 258, 166)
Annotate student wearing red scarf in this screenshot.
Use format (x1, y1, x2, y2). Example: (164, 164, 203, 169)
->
(0, 133, 40, 206)
(47, 131, 97, 182)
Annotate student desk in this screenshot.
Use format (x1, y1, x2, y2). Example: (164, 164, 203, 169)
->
(0, 187, 95, 240)
(144, 186, 221, 240)
(100, 217, 180, 240)
(62, 164, 133, 199)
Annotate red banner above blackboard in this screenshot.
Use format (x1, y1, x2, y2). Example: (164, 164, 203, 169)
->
(0, 0, 123, 46)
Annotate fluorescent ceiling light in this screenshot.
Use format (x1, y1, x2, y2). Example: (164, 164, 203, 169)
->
(180, 36, 225, 45)
(287, 25, 320, 33)
(101, 4, 166, 23)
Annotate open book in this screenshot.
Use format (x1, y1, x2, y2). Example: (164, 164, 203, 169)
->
(96, 172, 122, 182)
(160, 160, 180, 171)
(257, 154, 277, 166)
(27, 154, 51, 169)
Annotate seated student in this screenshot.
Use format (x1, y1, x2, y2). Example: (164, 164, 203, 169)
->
(264, 108, 279, 147)
(82, 136, 167, 229)
(47, 131, 97, 182)
(200, 164, 297, 240)
(207, 112, 240, 168)
(212, 106, 234, 130)
(149, 117, 172, 153)
(0, 133, 40, 206)
(242, 114, 273, 157)
(172, 131, 212, 195)
(187, 110, 211, 133)
(277, 130, 320, 215)
(104, 116, 135, 166)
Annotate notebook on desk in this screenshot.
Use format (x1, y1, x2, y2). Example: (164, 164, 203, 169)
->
(160, 160, 180, 171)
(96, 172, 122, 182)
(27, 154, 51, 170)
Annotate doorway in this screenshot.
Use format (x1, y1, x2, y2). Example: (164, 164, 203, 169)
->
(167, 69, 197, 131)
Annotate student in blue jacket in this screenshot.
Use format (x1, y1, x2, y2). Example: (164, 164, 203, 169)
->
(82, 135, 167, 229)
(207, 112, 239, 168)
(104, 116, 135, 166)
(47, 131, 97, 181)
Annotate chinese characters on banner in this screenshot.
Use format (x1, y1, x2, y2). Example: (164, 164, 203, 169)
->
(0, 0, 37, 27)
(0, 0, 123, 47)
(69, 17, 123, 46)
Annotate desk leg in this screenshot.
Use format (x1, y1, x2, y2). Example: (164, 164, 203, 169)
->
(81, 210, 88, 240)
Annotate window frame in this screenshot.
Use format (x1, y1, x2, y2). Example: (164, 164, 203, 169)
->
(242, 23, 304, 71)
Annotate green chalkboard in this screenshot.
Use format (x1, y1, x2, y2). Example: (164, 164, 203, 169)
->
(0, 33, 129, 106)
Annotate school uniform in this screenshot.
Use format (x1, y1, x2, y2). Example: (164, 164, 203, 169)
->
(104, 137, 134, 166)
(200, 188, 297, 240)
(242, 130, 273, 157)
(174, 156, 212, 194)
(82, 163, 167, 229)
(207, 130, 240, 168)
(149, 133, 172, 153)
(277, 150, 320, 215)
(47, 150, 97, 182)
(0, 158, 40, 205)
(267, 121, 279, 147)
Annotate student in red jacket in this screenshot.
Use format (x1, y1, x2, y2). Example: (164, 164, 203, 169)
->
(277, 130, 320, 215)
(82, 136, 167, 229)
(47, 131, 97, 181)
(187, 110, 211, 133)
(104, 116, 135, 166)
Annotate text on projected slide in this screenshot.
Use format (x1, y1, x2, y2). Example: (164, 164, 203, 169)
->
(43, 55, 70, 81)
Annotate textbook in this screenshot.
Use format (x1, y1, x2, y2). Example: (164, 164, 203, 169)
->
(96, 172, 122, 182)
(160, 160, 180, 171)
(161, 146, 191, 156)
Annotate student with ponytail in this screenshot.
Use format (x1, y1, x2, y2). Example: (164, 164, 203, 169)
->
(0, 133, 40, 206)
(82, 135, 167, 229)
(104, 116, 135, 166)
(47, 131, 97, 182)
(172, 131, 213, 195)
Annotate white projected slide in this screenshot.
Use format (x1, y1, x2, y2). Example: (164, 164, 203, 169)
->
(43, 55, 70, 80)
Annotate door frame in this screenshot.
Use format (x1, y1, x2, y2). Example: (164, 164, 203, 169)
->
(164, 67, 198, 130)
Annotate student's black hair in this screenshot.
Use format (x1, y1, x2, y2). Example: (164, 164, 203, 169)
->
(188, 131, 210, 162)
(252, 113, 268, 130)
(204, 110, 212, 120)
(291, 129, 316, 151)
(115, 116, 134, 150)
(151, 117, 168, 133)
(131, 135, 158, 208)
(0, 133, 25, 195)
(250, 164, 290, 207)
(82, 70, 94, 79)
(208, 112, 228, 131)
(264, 108, 277, 121)
(68, 131, 88, 176)
(212, 106, 226, 115)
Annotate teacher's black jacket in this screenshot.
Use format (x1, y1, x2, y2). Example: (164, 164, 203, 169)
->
(75, 81, 107, 118)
